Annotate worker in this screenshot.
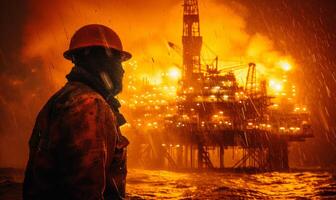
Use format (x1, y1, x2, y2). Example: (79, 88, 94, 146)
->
(23, 24, 131, 200)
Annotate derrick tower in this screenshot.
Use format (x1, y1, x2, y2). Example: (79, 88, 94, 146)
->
(182, 0, 203, 84)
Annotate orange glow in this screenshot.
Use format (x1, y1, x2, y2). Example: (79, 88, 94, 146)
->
(17, 0, 309, 162)
(269, 79, 283, 93)
(167, 67, 182, 80)
(278, 60, 292, 71)
(20, 0, 297, 90)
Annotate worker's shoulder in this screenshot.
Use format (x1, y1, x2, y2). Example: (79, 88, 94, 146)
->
(54, 81, 109, 110)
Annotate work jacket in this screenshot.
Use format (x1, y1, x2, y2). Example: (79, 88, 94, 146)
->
(23, 80, 128, 200)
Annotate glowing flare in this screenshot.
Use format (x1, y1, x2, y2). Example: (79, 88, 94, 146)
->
(278, 60, 292, 71)
(269, 79, 283, 92)
(168, 67, 182, 80)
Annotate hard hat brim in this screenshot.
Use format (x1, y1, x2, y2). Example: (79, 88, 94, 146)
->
(63, 46, 132, 62)
(120, 50, 132, 61)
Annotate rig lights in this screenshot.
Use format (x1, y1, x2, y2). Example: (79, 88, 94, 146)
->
(278, 126, 301, 133)
(161, 144, 181, 148)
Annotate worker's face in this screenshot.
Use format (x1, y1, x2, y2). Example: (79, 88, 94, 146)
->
(107, 56, 124, 96)
(75, 47, 125, 96)
(101, 49, 124, 96)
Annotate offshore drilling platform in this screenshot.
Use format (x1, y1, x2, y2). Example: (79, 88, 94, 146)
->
(123, 0, 313, 171)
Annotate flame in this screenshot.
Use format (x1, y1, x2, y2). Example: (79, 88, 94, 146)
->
(17, 0, 306, 129)
(0, 0, 309, 168)
(20, 0, 297, 89)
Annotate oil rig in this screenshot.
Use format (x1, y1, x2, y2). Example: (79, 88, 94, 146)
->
(123, 0, 313, 171)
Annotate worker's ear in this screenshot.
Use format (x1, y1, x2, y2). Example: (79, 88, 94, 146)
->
(100, 71, 114, 91)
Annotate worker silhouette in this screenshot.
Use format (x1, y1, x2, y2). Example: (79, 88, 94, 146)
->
(23, 24, 131, 200)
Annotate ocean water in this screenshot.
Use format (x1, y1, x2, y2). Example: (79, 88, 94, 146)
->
(126, 169, 336, 199)
(1, 168, 336, 199)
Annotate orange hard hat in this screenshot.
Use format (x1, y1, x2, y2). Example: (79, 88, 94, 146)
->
(64, 24, 132, 61)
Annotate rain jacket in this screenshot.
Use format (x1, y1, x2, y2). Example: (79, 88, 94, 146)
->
(23, 67, 128, 200)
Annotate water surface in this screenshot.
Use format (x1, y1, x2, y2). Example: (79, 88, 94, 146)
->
(126, 169, 336, 199)
(1, 168, 336, 199)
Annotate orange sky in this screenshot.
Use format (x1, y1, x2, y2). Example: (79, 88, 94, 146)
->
(0, 0, 299, 168)
(22, 0, 293, 87)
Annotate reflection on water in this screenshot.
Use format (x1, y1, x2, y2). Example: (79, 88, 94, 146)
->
(0, 168, 335, 199)
(126, 169, 336, 199)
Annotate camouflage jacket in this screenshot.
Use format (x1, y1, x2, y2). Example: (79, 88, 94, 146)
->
(23, 81, 128, 200)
